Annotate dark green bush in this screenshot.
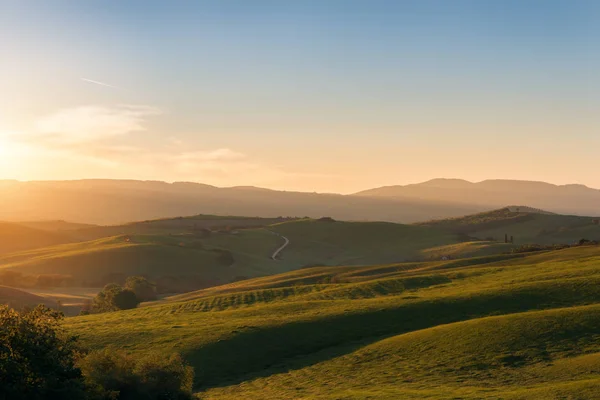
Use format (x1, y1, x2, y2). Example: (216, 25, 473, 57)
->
(92, 284, 141, 313)
(1, 306, 195, 400)
(0, 305, 86, 400)
(124, 276, 157, 302)
(79, 348, 194, 400)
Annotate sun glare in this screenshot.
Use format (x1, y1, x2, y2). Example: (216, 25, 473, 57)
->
(0, 133, 26, 172)
(0, 135, 15, 157)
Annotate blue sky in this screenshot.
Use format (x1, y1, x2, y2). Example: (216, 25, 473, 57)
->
(1, 0, 598, 193)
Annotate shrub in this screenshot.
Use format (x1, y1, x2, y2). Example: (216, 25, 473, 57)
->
(79, 348, 194, 400)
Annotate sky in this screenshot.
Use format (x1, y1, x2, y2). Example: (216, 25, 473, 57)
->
(1, 0, 598, 194)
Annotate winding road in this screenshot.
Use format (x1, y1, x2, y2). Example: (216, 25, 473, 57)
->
(270, 232, 290, 260)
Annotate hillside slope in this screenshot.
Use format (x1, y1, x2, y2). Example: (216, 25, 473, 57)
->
(0, 285, 56, 310)
(0, 218, 484, 291)
(65, 245, 600, 398)
(4, 211, 596, 295)
(0, 235, 242, 289)
(417, 207, 600, 244)
(0, 222, 75, 254)
(268, 219, 459, 266)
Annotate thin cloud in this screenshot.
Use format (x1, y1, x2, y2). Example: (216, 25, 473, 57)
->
(81, 78, 120, 89)
(35, 105, 161, 144)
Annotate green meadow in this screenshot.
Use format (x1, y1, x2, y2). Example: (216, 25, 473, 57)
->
(65, 245, 600, 399)
(2, 208, 600, 398)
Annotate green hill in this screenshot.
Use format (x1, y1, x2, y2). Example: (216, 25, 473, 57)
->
(2, 211, 594, 297)
(417, 207, 600, 245)
(73, 215, 295, 241)
(2, 209, 597, 303)
(0, 235, 245, 289)
(64, 244, 600, 398)
(0, 217, 475, 292)
(267, 219, 458, 267)
(205, 304, 600, 399)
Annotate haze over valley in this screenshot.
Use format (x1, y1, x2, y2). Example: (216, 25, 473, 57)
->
(2, 178, 600, 225)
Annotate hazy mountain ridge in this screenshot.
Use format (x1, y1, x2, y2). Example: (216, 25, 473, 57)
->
(0, 179, 486, 225)
(1, 178, 599, 225)
(356, 178, 600, 217)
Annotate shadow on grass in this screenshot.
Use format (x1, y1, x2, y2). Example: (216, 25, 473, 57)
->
(188, 275, 600, 390)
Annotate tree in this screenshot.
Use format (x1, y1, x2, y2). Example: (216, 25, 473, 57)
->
(92, 284, 140, 313)
(0, 305, 87, 400)
(112, 289, 141, 310)
(124, 276, 157, 302)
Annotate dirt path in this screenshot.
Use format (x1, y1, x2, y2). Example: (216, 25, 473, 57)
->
(269, 232, 290, 260)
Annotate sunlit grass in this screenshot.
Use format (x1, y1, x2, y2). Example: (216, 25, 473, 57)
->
(63, 246, 600, 398)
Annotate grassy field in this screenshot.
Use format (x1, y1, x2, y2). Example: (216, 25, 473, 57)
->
(0, 235, 228, 285)
(74, 215, 296, 241)
(0, 218, 466, 290)
(2, 209, 598, 313)
(267, 219, 458, 267)
(63, 244, 600, 399)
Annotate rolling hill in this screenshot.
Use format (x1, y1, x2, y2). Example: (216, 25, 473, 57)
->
(0, 221, 75, 254)
(417, 207, 600, 244)
(73, 214, 295, 241)
(2, 209, 598, 296)
(0, 219, 462, 290)
(64, 244, 600, 398)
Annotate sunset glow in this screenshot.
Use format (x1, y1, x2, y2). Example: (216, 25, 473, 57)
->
(1, 1, 598, 193)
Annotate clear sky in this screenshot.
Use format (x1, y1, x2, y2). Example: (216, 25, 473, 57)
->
(1, 0, 598, 193)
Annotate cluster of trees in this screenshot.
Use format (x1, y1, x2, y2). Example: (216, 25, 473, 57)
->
(0, 271, 75, 289)
(510, 239, 599, 254)
(0, 269, 217, 298)
(85, 273, 217, 295)
(0, 305, 194, 400)
(83, 276, 157, 315)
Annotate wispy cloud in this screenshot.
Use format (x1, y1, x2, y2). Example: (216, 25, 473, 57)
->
(34, 105, 161, 144)
(3, 104, 336, 188)
(80, 78, 120, 89)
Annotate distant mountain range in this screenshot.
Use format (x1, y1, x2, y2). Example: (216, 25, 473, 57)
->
(355, 179, 600, 217)
(0, 178, 598, 225)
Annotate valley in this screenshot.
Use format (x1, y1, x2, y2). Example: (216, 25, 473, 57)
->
(1, 206, 599, 398)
